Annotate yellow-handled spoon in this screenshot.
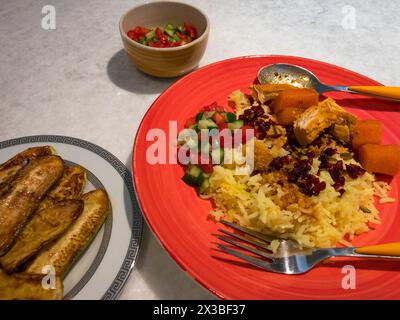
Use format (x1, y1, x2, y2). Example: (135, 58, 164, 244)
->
(258, 63, 400, 101)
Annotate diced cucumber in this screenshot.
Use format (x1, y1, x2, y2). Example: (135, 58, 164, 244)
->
(211, 148, 224, 164)
(209, 129, 220, 149)
(188, 124, 199, 133)
(168, 36, 177, 42)
(177, 25, 186, 33)
(195, 112, 204, 122)
(178, 128, 197, 141)
(227, 120, 244, 130)
(187, 165, 202, 178)
(182, 165, 205, 187)
(199, 178, 210, 194)
(201, 172, 211, 179)
(222, 112, 236, 123)
(139, 36, 147, 45)
(198, 119, 217, 130)
(165, 29, 175, 37)
(203, 111, 216, 119)
(182, 174, 198, 187)
(145, 30, 155, 40)
(177, 128, 198, 149)
(164, 24, 176, 36)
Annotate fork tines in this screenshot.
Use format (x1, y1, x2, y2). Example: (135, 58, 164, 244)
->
(214, 220, 276, 271)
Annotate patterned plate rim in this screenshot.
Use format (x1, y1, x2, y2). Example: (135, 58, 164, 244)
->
(0, 135, 143, 300)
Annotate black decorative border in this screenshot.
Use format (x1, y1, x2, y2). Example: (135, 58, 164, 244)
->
(0, 135, 143, 300)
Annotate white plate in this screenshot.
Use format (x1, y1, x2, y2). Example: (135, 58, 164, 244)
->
(0, 135, 143, 300)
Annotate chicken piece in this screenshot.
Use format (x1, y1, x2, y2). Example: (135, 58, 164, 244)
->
(293, 98, 356, 147)
(253, 140, 274, 171)
(228, 90, 251, 115)
(333, 124, 351, 144)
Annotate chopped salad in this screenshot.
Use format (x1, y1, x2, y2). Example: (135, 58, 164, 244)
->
(127, 22, 198, 48)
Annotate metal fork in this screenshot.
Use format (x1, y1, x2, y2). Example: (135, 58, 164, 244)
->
(215, 220, 400, 274)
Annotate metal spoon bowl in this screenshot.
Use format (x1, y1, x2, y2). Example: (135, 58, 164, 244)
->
(257, 63, 400, 101)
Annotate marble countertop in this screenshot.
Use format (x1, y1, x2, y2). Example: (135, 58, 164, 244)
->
(0, 0, 399, 299)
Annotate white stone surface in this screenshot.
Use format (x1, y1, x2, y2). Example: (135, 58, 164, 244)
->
(0, 0, 399, 299)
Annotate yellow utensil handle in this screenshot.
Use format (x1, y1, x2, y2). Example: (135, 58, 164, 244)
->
(355, 242, 400, 256)
(348, 86, 400, 100)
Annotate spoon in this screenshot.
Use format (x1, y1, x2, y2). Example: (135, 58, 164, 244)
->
(257, 63, 400, 102)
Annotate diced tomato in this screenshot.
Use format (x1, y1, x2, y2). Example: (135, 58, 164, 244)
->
(199, 163, 213, 174)
(218, 122, 228, 130)
(185, 116, 196, 128)
(169, 41, 181, 47)
(161, 36, 168, 46)
(176, 32, 187, 40)
(212, 112, 226, 125)
(183, 22, 197, 38)
(127, 30, 139, 41)
(201, 102, 221, 112)
(155, 27, 163, 38)
(133, 26, 150, 37)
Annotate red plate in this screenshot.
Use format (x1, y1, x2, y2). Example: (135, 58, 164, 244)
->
(133, 56, 400, 299)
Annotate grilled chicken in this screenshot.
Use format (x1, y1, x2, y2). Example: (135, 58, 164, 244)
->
(0, 155, 64, 256)
(293, 98, 356, 147)
(0, 200, 83, 273)
(254, 140, 274, 171)
(0, 269, 62, 300)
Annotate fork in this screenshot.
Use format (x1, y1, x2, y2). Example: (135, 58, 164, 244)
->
(215, 220, 400, 274)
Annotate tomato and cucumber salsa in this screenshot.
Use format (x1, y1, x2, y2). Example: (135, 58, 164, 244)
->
(177, 103, 253, 195)
(127, 22, 198, 48)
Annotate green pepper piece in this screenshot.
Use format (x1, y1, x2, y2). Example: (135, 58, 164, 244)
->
(139, 36, 147, 45)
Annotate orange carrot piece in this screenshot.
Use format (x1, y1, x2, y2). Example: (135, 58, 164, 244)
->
(359, 144, 400, 176)
(276, 108, 304, 126)
(274, 89, 319, 114)
(352, 120, 382, 150)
